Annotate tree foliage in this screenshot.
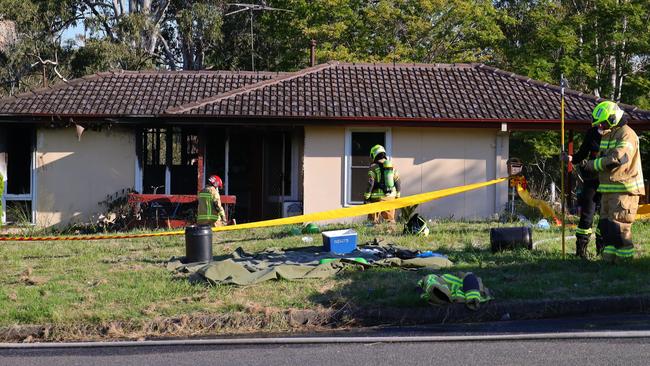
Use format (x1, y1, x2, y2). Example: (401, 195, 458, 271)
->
(0, 0, 649, 108)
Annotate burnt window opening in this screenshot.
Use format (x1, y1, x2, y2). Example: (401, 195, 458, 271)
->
(140, 127, 199, 195)
(6, 127, 32, 195)
(264, 131, 292, 198)
(170, 127, 199, 195)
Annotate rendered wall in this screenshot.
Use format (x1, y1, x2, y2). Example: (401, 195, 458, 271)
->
(35, 126, 135, 227)
(303, 126, 345, 215)
(303, 125, 508, 220)
(391, 127, 507, 219)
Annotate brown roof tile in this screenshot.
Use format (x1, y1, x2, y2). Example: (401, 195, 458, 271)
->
(168, 63, 650, 123)
(0, 70, 280, 116)
(2, 63, 650, 124)
(172, 63, 650, 122)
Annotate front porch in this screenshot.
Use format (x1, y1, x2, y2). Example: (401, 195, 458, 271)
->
(136, 125, 304, 224)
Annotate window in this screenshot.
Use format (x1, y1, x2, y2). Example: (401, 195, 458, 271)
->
(139, 127, 199, 194)
(1, 127, 35, 225)
(344, 129, 391, 205)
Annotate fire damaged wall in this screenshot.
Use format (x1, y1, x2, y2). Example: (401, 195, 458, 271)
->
(35, 126, 136, 227)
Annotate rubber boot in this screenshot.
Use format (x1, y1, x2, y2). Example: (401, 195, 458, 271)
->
(575, 235, 589, 259)
(595, 235, 604, 255)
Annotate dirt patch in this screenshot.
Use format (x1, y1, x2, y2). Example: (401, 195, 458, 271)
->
(0, 307, 343, 343)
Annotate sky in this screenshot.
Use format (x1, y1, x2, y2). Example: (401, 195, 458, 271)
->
(61, 23, 84, 46)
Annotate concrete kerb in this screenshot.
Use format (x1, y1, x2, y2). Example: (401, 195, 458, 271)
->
(2, 296, 650, 343)
(351, 295, 650, 325)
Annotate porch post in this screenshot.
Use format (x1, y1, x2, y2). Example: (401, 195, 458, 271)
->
(197, 128, 206, 193)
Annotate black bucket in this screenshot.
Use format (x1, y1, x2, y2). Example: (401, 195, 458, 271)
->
(490, 227, 533, 253)
(185, 225, 213, 263)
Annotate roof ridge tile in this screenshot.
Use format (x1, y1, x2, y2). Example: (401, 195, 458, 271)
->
(165, 62, 339, 114)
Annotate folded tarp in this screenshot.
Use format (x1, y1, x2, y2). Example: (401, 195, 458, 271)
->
(167, 241, 453, 286)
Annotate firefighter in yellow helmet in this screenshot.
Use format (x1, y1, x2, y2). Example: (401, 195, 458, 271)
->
(580, 101, 644, 263)
(197, 175, 226, 227)
(364, 144, 401, 224)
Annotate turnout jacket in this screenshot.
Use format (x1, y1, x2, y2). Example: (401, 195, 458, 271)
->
(586, 122, 645, 195)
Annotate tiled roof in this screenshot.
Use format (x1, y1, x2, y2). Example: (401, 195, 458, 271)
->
(2, 62, 649, 124)
(0, 70, 279, 117)
(167, 62, 650, 123)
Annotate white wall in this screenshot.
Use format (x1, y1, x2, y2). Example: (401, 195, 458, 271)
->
(35, 126, 135, 227)
(303, 125, 509, 220)
(303, 125, 345, 214)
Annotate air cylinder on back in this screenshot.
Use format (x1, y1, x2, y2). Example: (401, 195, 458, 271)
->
(490, 227, 533, 253)
(185, 225, 213, 263)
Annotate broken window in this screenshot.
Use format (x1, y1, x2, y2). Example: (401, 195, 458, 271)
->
(6, 127, 32, 195)
(139, 127, 199, 195)
(264, 131, 293, 198)
(2, 126, 34, 224)
(170, 127, 199, 194)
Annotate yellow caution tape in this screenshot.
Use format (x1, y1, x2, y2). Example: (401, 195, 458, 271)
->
(516, 185, 650, 222)
(515, 184, 559, 224)
(0, 230, 185, 242)
(211, 177, 507, 232)
(0, 177, 506, 242)
(637, 204, 650, 220)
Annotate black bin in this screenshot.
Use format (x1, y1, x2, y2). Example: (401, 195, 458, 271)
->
(185, 225, 213, 263)
(490, 227, 532, 253)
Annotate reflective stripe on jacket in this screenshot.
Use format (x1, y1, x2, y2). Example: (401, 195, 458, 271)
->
(197, 186, 225, 223)
(593, 124, 644, 195)
(417, 272, 491, 310)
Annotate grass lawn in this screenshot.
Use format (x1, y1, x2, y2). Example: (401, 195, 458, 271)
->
(1, 219, 650, 339)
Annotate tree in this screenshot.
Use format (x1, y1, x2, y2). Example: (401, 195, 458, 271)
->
(209, 0, 506, 71)
(0, 0, 82, 95)
(79, 0, 224, 70)
(495, 0, 650, 105)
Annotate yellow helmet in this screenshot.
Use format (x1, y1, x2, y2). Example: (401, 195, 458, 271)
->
(592, 101, 624, 128)
(370, 144, 386, 160)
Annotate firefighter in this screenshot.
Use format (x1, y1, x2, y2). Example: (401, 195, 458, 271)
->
(364, 144, 401, 224)
(564, 125, 602, 258)
(197, 174, 226, 226)
(580, 101, 644, 263)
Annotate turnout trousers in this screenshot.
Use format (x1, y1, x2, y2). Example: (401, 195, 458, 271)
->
(575, 179, 602, 257)
(597, 193, 639, 263)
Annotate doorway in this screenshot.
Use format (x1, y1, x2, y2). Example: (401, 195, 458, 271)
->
(205, 127, 301, 223)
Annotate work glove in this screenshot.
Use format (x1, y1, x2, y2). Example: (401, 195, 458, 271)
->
(579, 160, 592, 172)
(363, 192, 371, 203)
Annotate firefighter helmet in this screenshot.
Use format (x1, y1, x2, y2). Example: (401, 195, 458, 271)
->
(370, 144, 386, 160)
(592, 101, 624, 128)
(208, 175, 223, 189)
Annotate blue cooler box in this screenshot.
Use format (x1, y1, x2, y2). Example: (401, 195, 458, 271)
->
(322, 229, 358, 254)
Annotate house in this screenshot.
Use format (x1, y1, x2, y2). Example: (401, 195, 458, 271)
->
(1, 61, 649, 227)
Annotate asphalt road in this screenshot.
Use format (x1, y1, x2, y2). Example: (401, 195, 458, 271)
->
(3, 314, 650, 366)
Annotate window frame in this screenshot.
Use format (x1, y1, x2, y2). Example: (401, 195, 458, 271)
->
(1, 128, 37, 225)
(266, 131, 300, 203)
(343, 127, 392, 206)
